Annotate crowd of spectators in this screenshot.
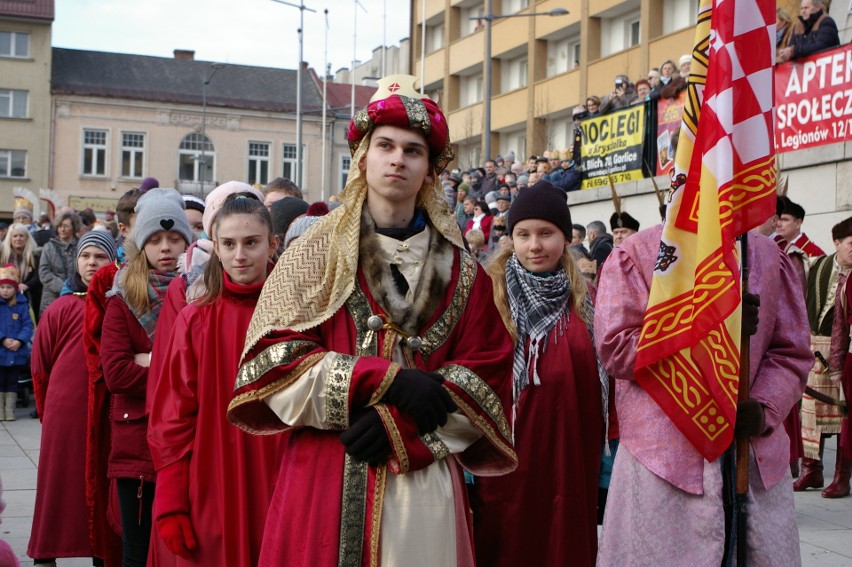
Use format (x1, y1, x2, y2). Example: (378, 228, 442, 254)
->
(575, 0, 841, 123)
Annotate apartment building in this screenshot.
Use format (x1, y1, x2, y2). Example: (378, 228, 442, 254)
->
(411, 0, 700, 166)
(0, 0, 53, 216)
(410, 0, 851, 253)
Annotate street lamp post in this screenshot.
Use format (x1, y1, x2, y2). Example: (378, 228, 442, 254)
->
(273, 0, 316, 188)
(199, 62, 225, 198)
(472, 3, 569, 162)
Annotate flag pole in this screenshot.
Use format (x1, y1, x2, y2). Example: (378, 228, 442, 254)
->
(736, 232, 751, 567)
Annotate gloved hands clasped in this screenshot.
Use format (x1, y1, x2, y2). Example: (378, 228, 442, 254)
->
(340, 408, 392, 466)
(382, 369, 458, 434)
(340, 369, 458, 466)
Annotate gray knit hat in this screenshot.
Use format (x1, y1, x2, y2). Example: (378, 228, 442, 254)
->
(77, 229, 117, 263)
(284, 215, 323, 249)
(133, 188, 192, 249)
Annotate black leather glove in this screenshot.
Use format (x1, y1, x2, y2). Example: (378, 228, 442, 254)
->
(734, 399, 765, 438)
(382, 369, 458, 434)
(742, 292, 760, 337)
(340, 408, 391, 466)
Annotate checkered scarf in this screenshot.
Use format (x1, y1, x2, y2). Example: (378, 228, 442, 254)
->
(505, 253, 610, 438)
(506, 253, 571, 403)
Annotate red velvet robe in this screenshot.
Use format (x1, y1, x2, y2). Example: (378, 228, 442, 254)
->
(228, 250, 516, 566)
(147, 275, 285, 567)
(147, 276, 187, 416)
(83, 262, 123, 567)
(470, 306, 604, 567)
(29, 293, 96, 559)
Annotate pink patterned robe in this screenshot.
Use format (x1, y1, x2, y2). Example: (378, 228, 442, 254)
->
(594, 226, 811, 566)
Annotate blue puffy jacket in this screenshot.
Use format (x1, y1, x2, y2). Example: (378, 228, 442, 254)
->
(0, 292, 34, 366)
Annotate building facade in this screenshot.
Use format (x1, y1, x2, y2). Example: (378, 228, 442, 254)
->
(411, 0, 850, 253)
(410, 0, 698, 166)
(49, 48, 361, 211)
(334, 39, 411, 88)
(0, 0, 53, 216)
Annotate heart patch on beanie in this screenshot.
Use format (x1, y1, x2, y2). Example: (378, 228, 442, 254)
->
(160, 219, 175, 231)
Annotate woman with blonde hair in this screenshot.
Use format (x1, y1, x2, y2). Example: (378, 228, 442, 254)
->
(100, 188, 191, 566)
(471, 181, 607, 567)
(0, 223, 41, 313)
(776, 8, 794, 56)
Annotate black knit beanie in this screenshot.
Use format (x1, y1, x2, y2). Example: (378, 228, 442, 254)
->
(507, 181, 572, 238)
(271, 197, 309, 238)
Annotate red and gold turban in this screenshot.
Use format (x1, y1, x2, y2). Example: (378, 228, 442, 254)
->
(347, 75, 453, 168)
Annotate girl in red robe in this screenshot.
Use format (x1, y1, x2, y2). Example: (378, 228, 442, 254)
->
(29, 231, 117, 565)
(101, 189, 191, 567)
(471, 182, 607, 567)
(147, 193, 285, 566)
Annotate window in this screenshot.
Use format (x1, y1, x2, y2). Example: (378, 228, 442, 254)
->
(121, 132, 145, 178)
(248, 141, 270, 186)
(570, 42, 581, 70)
(426, 23, 444, 53)
(501, 56, 528, 92)
(627, 19, 641, 47)
(282, 143, 297, 181)
(340, 155, 351, 193)
(663, 0, 699, 34)
(0, 149, 26, 178)
(601, 9, 641, 56)
(0, 31, 29, 58)
(502, 0, 529, 14)
(179, 133, 215, 182)
(82, 129, 108, 176)
(460, 74, 483, 107)
(0, 89, 27, 118)
(281, 144, 306, 185)
(461, 4, 485, 37)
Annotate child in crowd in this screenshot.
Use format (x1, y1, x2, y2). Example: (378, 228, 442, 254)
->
(148, 193, 285, 566)
(29, 231, 117, 565)
(100, 189, 190, 567)
(472, 182, 606, 567)
(146, 182, 264, 417)
(464, 229, 487, 263)
(0, 264, 33, 421)
(83, 188, 143, 567)
(0, 225, 41, 317)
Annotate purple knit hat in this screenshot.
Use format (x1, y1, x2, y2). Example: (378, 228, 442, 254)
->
(139, 177, 160, 192)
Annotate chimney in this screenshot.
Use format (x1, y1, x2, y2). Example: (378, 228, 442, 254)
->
(173, 49, 195, 61)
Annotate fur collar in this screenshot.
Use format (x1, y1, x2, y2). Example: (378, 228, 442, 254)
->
(358, 209, 454, 336)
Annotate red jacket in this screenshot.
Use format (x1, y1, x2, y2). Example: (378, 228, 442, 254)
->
(465, 215, 494, 243)
(101, 296, 155, 481)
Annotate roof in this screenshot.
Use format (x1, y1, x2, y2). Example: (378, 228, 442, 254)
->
(0, 0, 53, 21)
(311, 68, 374, 114)
(51, 48, 325, 114)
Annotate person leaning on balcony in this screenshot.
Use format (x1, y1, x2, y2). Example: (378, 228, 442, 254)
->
(776, 8, 794, 57)
(660, 56, 689, 99)
(600, 75, 637, 114)
(778, 0, 840, 62)
(585, 96, 602, 117)
(649, 60, 678, 101)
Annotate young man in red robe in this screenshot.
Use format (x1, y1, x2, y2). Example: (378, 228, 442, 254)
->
(228, 75, 517, 566)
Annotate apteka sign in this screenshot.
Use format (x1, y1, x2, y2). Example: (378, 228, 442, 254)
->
(775, 44, 852, 152)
